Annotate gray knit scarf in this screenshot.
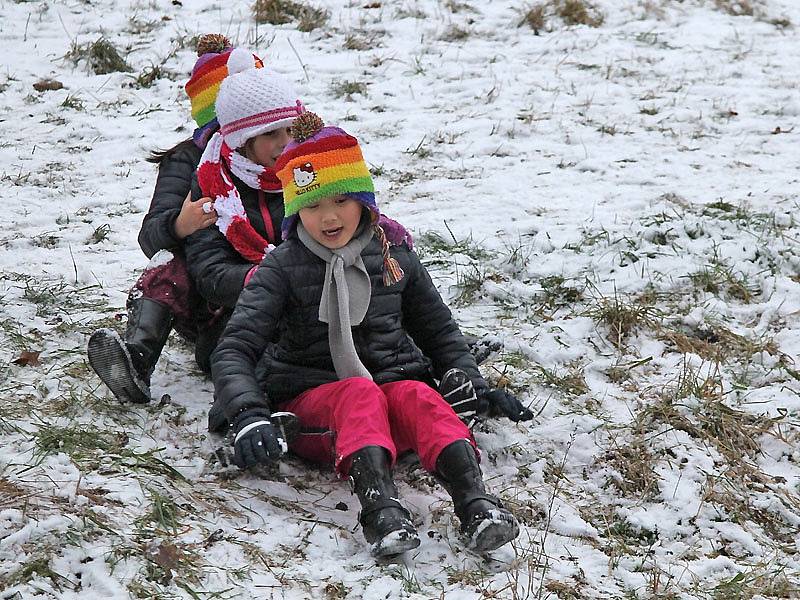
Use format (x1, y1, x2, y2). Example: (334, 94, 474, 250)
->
(297, 221, 374, 380)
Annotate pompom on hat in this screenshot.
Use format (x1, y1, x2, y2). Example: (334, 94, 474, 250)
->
(184, 34, 265, 148)
(215, 51, 305, 150)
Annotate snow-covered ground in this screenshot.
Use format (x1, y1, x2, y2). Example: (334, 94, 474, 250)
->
(2, 0, 799, 597)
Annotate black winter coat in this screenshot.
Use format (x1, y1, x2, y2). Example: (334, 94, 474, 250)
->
(185, 178, 284, 309)
(138, 140, 202, 259)
(208, 231, 489, 431)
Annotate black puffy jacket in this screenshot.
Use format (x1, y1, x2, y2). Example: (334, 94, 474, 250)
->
(138, 140, 202, 258)
(208, 230, 489, 431)
(184, 177, 284, 309)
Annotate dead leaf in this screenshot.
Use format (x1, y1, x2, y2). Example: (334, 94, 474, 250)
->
(33, 79, 63, 92)
(12, 351, 40, 367)
(152, 542, 181, 571)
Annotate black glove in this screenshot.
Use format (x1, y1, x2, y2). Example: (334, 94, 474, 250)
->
(477, 389, 533, 422)
(438, 368, 478, 414)
(231, 409, 286, 469)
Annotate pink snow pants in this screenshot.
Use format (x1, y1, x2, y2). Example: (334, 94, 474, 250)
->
(281, 377, 475, 476)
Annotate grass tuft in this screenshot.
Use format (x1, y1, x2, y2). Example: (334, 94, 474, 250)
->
(416, 229, 492, 264)
(329, 80, 368, 100)
(33, 424, 186, 480)
(439, 24, 471, 42)
(453, 264, 502, 306)
(603, 438, 660, 500)
(132, 63, 167, 89)
(0, 554, 75, 592)
(687, 264, 759, 303)
(714, 0, 755, 17)
(533, 364, 588, 396)
(557, 0, 604, 26)
(520, 0, 604, 31)
(519, 4, 546, 32)
(585, 291, 661, 349)
(60, 93, 85, 111)
(253, 0, 329, 31)
(65, 38, 132, 75)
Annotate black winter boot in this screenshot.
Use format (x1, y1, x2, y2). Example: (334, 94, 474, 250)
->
(436, 440, 519, 552)
(349, 446, 421, 558)
(87, 298, 173, 404)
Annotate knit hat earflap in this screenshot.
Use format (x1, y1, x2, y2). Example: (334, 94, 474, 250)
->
(184, 34, 264, 149)
(276, 112, 403, 285)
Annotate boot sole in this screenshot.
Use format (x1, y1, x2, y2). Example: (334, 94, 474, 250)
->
(371, 528, 421, 558)
(87, 329, 151, 404)
(469, 512, 520, 553)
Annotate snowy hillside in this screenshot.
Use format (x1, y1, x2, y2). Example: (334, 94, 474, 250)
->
(1, 0, 799, 598)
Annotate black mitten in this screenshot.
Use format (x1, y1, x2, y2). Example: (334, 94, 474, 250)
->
(477, 389, 533, 422)
(231, 409, 286, 469)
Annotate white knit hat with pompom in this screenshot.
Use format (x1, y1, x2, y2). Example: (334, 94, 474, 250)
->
(215, 48, 304, 150)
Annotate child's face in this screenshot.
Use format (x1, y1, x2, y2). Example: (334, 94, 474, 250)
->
(298, 195, 364, 249)
(244, 127, 291, 167)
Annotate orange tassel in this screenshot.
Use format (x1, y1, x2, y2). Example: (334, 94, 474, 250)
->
(375, 225, 404, 286)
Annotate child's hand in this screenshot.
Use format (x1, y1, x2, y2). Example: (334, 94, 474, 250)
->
(478, 389, 533, 422)
(231, 409, 287, 468)
(175, 191, 218, 239)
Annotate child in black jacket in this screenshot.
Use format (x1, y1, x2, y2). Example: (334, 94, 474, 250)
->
(87, 34, 248, 402)
(211, 112, 530, 557)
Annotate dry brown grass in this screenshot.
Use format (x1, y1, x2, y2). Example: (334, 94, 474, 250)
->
(64, 38, 132, 75)
(253, 0, 329, 31)
(585, 292, 661, 350)
(639, 369, 784, 464)
(533, 363, 589, 396)
(702, 464, 800, 547)
(520, 4, 547, 31)
(0, 478, 29, 510)
(658, 324, 779, 370)
(602, 438, 661, 500)
(696, 400, 780, 460)
(714, 0, 756, 16)
(440, 24, 471, 42)
(557, 0, 605, 26)
(519, 0, 604, 31)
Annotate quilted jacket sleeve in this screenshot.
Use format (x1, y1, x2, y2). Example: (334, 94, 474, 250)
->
(137, 142, 201, 258)
(184, 176, 252, 308)
(211, 252, 288, 421)
(400, 250, 489, 395)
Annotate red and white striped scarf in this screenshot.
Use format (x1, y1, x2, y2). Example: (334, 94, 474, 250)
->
(196, 132, 279, 264)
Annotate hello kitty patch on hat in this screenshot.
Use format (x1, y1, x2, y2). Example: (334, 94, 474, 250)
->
(293, 163, 317, 189)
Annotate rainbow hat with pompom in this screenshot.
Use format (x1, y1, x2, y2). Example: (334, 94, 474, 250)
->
(184, 34, 264, 147)
(275, 112, 376, 236)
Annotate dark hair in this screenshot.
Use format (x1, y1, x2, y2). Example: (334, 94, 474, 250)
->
(145, 138, 196, 165)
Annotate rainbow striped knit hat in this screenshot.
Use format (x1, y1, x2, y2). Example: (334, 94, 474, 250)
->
(184, 34, 263, 147)
(276, 113, 376, 237)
